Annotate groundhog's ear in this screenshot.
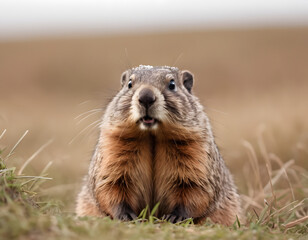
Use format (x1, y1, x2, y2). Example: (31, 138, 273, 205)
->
(121, 71, 128, 86)
(181, 70, 194, 93)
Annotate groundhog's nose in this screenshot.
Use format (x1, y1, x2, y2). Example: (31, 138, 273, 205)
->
(139, 88, 156, 108)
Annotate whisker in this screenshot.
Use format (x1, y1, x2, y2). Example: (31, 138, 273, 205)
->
(84, 121, 102, 138)
(172, 52, 183, 67)
(76, 111, 102, 125)
(78, 100, 92, 106)
(205, 107, 228, 116)
(69, 120, 101, 145)
(74, 108, 102, 120)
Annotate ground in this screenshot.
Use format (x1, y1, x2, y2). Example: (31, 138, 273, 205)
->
(0, 27, 307, 239)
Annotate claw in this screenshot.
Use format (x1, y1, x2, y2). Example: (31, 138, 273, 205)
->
(165, 214, 186, 223)
(119, 211, 137, 221)
(169, 215, 177, 223)
(164, 205, 190, 223)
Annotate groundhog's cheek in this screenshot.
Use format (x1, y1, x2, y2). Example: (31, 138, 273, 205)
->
(150, 94, 167, 121)
(130, 103, 144, 121)
(148, 104, 166, 121)
(128, 90, 142, 121)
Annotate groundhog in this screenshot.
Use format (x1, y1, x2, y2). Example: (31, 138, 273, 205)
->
(76, 65, 243, 225)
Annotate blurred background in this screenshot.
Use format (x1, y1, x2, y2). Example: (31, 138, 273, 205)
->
(0, 0, 308, 212)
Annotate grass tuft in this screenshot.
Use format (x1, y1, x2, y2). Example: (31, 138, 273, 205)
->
(0, 130, 307, 240)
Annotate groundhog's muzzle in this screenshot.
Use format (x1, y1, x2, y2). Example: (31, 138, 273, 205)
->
(138, 88, 156, 109)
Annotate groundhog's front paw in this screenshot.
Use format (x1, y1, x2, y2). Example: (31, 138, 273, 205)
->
(118, 211, 137, 221)
(164, 205, 190, 223)
(113, 202, 137, 221)
(164, 214, 187, 223)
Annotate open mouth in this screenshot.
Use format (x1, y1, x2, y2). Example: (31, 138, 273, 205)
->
(140, 116, 156, 127)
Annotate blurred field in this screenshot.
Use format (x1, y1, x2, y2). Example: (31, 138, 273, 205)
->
(0, 26, 308, 216)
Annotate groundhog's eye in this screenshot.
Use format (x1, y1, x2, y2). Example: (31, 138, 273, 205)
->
(128, 80, 133, 89)
(168, 79, 176, 91)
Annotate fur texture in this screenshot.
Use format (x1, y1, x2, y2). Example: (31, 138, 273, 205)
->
(76, 65, 243, 225)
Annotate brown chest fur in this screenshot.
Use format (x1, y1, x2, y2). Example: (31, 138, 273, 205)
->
(91, 123, 219, 221)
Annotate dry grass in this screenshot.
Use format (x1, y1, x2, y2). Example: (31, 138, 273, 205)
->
(0, 127, 307, 239)
(0, 27, 307, 238)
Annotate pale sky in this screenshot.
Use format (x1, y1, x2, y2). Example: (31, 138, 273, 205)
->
(1, 0, 308, 40)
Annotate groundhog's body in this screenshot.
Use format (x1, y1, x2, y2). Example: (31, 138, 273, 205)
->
(76, 65, 242, 225)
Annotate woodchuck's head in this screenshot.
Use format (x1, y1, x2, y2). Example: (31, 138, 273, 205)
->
(104, 65, 204, 132)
